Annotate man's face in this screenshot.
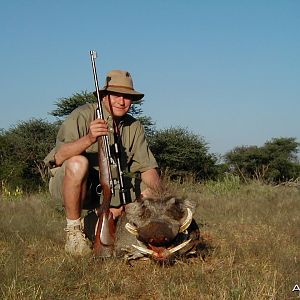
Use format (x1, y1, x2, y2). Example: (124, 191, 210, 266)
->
(103, 93, 132, 118)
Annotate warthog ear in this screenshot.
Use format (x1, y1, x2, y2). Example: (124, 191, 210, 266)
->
(165, 196, 195, 213)
(183, 199, 196, 214)
(125, 202, 143, 226)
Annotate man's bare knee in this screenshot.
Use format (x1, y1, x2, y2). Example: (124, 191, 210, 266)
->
(65, 155, 89, 181)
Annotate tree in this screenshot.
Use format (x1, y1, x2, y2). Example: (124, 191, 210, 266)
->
(149, 127, 218, 180)
(50, 91, 95, 118)
(0, 119, 58, 192)
(225, 137, 300, 183)
(264, 137, 300, 182)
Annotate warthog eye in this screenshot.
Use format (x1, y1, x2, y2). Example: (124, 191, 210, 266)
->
(165, 206, 184, 221)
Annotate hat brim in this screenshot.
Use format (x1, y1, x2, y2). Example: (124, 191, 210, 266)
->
(93, 87, 144, 102)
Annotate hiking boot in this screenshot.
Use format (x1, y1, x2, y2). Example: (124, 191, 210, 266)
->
(64, 225, 92, 256)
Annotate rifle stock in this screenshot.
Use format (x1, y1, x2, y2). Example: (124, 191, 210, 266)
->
(90, 51, 115, 257)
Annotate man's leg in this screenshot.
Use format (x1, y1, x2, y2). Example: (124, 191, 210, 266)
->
(62, 155, 92, 256)
(63, 155, 88, 219)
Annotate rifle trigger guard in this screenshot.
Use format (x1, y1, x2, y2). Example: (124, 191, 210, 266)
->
(96, 184, 102, 196)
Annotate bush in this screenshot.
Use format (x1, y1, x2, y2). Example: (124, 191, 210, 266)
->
(225, 137, 300, 183)
(149, 127, 218, 180)
(0, 119, 58, 192)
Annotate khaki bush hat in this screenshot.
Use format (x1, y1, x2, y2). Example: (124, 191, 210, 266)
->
(94, 70, 144, 102)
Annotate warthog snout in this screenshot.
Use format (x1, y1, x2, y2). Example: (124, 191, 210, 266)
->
(137, 220, 180, 246)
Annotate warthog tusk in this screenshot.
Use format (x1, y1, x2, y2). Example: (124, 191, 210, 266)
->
(179, 208, 193, 232)
(132, 239, 192, 257)
(168, 239, 192, 254)
(125, 223, 138, 236)
(131, 244, 155, 255)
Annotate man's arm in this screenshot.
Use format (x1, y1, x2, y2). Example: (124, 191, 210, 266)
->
(55, 119, 108, 166)
(140, 168, 161, 197)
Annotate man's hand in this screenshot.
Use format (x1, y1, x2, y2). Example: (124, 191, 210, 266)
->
(55, 119, 109, 166)
(88, 119, 109, 143)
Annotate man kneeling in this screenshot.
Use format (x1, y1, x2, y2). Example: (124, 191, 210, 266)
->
(44, 70, 160, 256)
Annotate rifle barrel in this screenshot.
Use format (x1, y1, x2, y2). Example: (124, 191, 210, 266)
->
(89, 50, 114, 196)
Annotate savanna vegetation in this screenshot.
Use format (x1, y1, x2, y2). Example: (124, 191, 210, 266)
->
(0, 179, 299, 299)
(0, 91, 300, 299)
(1, 91, 299, 195)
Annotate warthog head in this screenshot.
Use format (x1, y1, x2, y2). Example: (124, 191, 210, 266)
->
(122, 195, 199, 261)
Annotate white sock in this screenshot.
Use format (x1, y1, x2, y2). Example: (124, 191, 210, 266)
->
(66, 218, 81, 228)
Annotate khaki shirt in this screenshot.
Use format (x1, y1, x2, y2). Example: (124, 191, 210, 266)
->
(44, 103, 158, 204)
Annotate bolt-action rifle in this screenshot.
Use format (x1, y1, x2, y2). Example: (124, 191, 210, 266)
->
(89, 50, 126, 256)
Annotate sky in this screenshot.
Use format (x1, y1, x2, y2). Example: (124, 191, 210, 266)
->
(0, 1, 299, 156)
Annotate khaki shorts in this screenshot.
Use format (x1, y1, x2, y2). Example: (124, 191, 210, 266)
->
(49, 163, 142, 209)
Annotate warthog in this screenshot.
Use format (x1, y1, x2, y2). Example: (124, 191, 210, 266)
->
(82, 195, 203, 262)
(115, 195, 202, 262)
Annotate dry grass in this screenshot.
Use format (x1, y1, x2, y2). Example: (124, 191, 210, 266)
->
(0, 181, 299, 300)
